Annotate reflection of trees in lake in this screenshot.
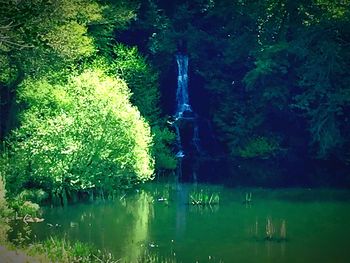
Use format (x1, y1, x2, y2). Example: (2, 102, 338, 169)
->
(36, 192, 155, 261)
(124, 190, 154, 262)
(175, 184, 188, 240)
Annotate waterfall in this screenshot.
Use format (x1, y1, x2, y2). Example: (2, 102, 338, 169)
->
(174, 53, 191, 162)
(174, 53, 201, 181)
(174, 125, 184, 158)
(171, 52, 225, 182)
(174, 54, 187, 179)
(175, 54, 191, 118)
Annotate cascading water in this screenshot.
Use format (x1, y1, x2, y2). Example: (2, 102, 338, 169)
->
(170, 47, 227, 182)
(174, 125, 184, 158)
(175, 54, 191, 118)
(174, 53, 201, 180)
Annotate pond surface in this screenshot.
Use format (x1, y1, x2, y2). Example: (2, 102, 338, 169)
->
(30, 183, 350, 262)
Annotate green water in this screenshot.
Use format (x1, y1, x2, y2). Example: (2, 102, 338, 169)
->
(30, 183, 350, 262)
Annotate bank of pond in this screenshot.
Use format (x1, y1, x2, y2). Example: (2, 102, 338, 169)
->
(5, 183, 350, 262)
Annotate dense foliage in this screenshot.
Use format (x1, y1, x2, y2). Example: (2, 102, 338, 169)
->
(110, 44, 176, 171)
(0, 0, 178, 210)
(4, 70, 154, 203)
(118, 0, 350, 185)
(1, 0, 349, 201)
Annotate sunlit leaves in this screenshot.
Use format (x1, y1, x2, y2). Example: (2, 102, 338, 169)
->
(0, 0, 102, 55)
(151, 126, 177, 170)
(112, 44, 160, 122)
(110, 44, 176, 171)
(5, 69, 154, 197)
(42, 22, 95, 60)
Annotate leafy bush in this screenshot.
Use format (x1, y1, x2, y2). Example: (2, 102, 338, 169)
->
(111, 44, 176, 171)
(4, 69, 154, 200)
(151, 126, 177, 171)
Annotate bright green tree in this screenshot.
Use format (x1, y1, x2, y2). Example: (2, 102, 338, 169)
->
(0, 0, 139, 140)
(110, 44, 176, 172)
(4, 69, 154, 203)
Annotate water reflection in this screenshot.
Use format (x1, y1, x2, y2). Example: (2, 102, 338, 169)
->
(175, 184, 188, 240)
(124, 190, 154, 262)
(29, 184, 350, 263)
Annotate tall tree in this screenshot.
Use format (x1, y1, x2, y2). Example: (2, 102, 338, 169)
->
(0, 0, 138, 139)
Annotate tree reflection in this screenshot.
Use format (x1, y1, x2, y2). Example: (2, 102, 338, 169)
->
(124, 190, 154, 262)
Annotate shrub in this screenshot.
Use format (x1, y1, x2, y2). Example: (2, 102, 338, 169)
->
(4, 69, 154, 200)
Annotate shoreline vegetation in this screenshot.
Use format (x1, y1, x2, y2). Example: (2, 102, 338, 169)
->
(0, 177, 178, 263)
(0, 238, 122, 263)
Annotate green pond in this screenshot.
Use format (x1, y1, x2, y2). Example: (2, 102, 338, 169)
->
(28, 183, 350, 263)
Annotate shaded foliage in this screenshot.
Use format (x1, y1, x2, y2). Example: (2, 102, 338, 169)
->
(121, 0, 350, 184)
(1, 0, 350, 187)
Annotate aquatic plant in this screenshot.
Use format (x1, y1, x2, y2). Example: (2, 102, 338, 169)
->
(1, 166, 37, 247)
(154, 186, 170, 203)
(189, 189, 220, 206)
(138, 249, 177, 263)
(251, 217, 287, 242)
(26, 237, 121, 263)
(265, 217, 275, 240)
(243, 192, 252, 205)
(189, 203, 220, 213)
(139, 237, 229, 263)
(246, 192, 252, 202)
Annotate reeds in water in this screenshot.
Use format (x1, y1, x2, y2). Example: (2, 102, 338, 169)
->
(265, 217, 275, 240)
(251, 217, 287, 242)
(244, 192, 252, 203)
(189, 189, 220, 206)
